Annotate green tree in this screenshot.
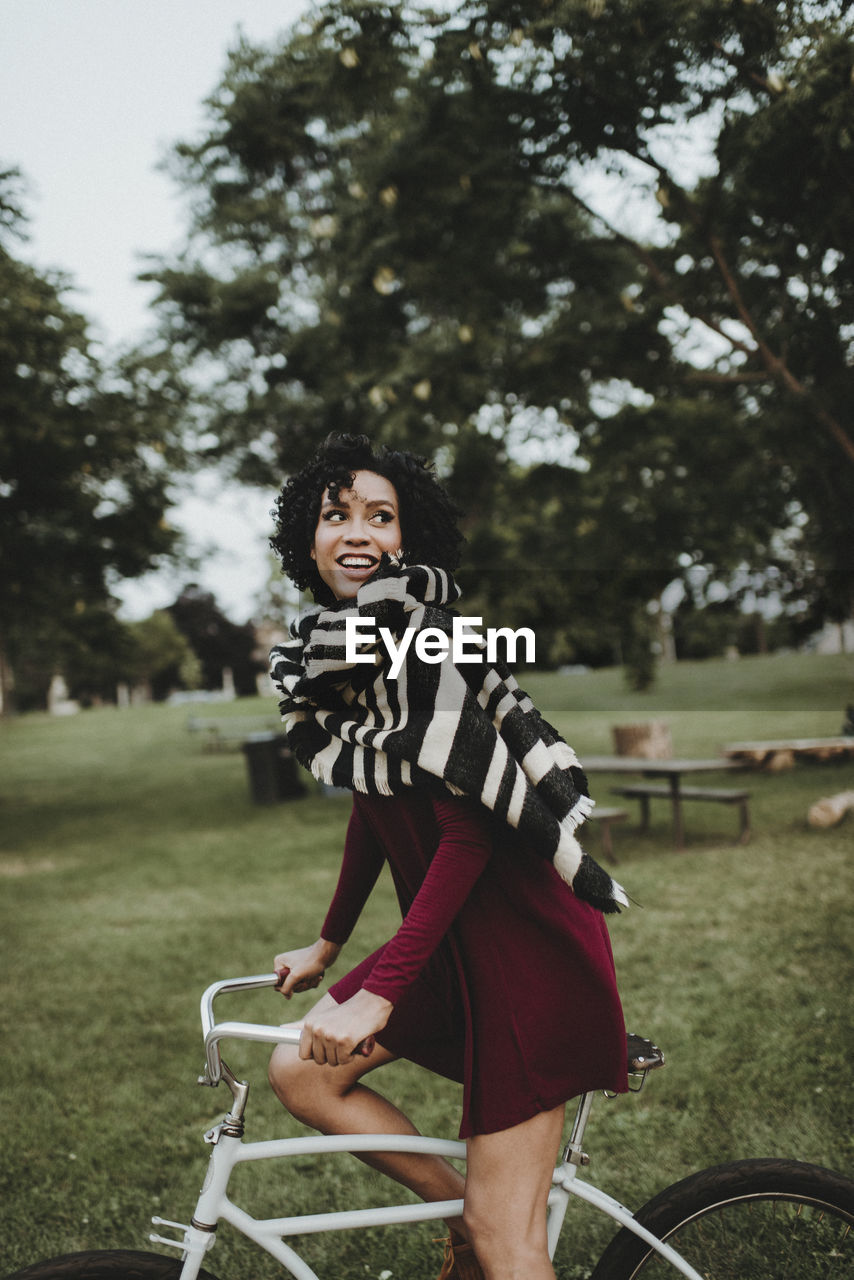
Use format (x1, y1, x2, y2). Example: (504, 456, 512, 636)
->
(124, 610, 202, 702)
(144, 1, 854, 671)
(168, 584, 260, 696)
(0, 171, 188, 710)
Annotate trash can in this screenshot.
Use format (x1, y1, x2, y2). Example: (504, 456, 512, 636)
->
(241, 732, 305, 805)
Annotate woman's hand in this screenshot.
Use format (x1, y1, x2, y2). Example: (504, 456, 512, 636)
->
(299, 988, 393, 1066)
(274, 938, 341, 998)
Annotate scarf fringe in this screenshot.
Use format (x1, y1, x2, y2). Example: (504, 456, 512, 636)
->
(567, 793, 596, 829)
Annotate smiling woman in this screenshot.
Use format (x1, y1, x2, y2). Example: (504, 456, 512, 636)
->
(269, 435, 464, 606)
(265, 433, 627, 1280)
(311, 470, 403, 598)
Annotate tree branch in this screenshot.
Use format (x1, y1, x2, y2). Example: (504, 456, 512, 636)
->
(564, 185, 755, 358)
(706, 232, 854, 465)
(563, 185, 854, 467)
(710, 40, 785, 97)
(683, 369, 770, 384)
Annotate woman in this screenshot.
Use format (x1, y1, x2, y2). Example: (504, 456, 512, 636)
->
(267, 434, 628, 1280)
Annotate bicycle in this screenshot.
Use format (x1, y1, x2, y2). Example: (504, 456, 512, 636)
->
(7, 974, 853, 1280)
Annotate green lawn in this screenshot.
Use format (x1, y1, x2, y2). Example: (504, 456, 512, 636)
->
(1, 651, 852, 1279)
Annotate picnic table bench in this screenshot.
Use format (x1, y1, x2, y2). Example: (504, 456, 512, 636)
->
(583, 756, 749, 849)
(187, 714, 282, 751)
(586, 806, 628, 864)
(609, 782, 751, 846)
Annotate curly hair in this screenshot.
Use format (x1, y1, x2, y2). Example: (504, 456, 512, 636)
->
(270, 434, 465, 602)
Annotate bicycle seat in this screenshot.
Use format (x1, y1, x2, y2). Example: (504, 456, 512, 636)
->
(627, 1033, 665, 1074)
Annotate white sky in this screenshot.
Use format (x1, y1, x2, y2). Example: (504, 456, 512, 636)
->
(2, 0, 310, 621)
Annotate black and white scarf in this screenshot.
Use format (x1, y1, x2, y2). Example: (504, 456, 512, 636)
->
(269, 560, 628, 914)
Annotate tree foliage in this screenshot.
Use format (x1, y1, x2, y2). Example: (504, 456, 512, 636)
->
(145, 1, 854, 664)
(168, 584, 261, 696)
(123, 609, 202, 702)
(0, 172, 189, 709)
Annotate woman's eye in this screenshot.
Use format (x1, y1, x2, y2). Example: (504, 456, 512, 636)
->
(372, 510, 395, 523)
(322, 509, 346, 522)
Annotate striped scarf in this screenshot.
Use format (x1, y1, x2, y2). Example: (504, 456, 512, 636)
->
(269, 560, 628, 914)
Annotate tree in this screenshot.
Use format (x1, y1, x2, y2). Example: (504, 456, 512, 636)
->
(0, 171, 189, 709)
(143, 1, 854, 670)
(168, 584, 261, 695)
(124, 610, 202, 702)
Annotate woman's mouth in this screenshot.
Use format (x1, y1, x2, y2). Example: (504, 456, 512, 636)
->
(336, 554, 378, 575)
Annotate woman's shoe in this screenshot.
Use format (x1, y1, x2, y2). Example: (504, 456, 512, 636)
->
(435, 1231, 485, 1280)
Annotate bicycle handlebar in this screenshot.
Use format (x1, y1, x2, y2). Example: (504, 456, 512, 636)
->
(200, 973, 302, 1084)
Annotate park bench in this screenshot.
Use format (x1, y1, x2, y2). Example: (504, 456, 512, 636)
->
(187, 715, 282, 751)
(586, 806, 628, 864)
(610, 783, 751, 845)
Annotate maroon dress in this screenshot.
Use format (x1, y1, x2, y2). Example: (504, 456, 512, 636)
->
(323, 789, 627, 1138)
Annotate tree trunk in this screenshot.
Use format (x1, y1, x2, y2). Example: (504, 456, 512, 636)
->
(0, 645, 15, 715)
(612, 721, 673, 759)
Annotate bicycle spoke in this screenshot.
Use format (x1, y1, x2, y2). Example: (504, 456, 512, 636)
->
(591, 1160, 854, 1280)
(637, 1198, 852, 1277)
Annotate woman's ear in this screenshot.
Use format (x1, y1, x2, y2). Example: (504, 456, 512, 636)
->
(310, 544, 316, 561)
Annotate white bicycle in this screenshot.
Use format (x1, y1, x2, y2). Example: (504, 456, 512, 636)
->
(7, 975, 853, 1280)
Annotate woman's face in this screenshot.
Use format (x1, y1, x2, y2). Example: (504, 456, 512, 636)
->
(311, 469, 403, 599)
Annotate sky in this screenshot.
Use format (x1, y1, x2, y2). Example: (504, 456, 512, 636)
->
(2, 0, 310, 621)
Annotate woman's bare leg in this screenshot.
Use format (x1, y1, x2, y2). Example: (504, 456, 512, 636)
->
(462, 1105, 566, 1280)
(268, 994, 466, 1233)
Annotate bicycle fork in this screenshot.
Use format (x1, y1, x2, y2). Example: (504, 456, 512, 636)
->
(150, 1062, 252, 1280)
(149, 1114, 240, 1280)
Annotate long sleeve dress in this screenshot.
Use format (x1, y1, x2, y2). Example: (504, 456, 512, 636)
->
(321, 788, 627, 1138)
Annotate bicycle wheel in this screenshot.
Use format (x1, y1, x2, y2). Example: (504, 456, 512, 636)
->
(3, 1250, 219, 1280)
(590, 1158, 854, 1279)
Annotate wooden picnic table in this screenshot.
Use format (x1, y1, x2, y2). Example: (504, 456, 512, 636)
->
(582, 756, 744, 849)
(722, 737, 854, 769)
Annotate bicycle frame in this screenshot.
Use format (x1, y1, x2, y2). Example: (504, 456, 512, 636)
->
(148, 976, 706, 1280)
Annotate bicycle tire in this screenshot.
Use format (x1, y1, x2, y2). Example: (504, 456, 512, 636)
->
(590, 1157, 854, 1279)
(3, 1250, 219, 1280)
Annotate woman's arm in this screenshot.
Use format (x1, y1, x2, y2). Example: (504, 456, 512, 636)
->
(321, 801, 386, 944)
(297, 795, 491, 1064)
(359, 794, 493, 1005)
(274, 801, 385, 997)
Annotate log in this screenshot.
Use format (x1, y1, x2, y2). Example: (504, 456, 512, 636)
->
(727, 748, 769, 767)
(724, 746, 795, 770)
(765, 749, 795, 772)
(612, 721, 672, 759)
(808, 791, 854, 829)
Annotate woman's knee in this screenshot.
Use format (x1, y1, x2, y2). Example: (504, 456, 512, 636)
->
(462, 1203, 546, 1273)
(462, 1109, 564, 1270)
(461, 1199, 490, 1256)
(268, 1044, 325, 1122)
(269, 1042, 370, 1126)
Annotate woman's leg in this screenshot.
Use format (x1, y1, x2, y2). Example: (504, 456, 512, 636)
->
(462, 1105, 566, 1280)
(269, 994, 467, 1231)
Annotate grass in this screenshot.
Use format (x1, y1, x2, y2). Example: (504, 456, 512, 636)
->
(1, 651, 852, 1279)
